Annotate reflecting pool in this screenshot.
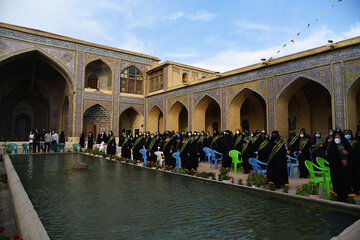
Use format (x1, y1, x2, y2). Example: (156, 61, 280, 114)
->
(11, 154, 357, 240)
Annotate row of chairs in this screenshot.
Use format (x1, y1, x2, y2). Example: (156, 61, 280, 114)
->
(3, 143, 82, 154)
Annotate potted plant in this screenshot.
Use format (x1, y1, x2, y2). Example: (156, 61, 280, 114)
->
(296, 182, 319, 198)
(238, 177, 244, 185)
(283, 184, 290, 193)
(218, 167, 231, 183)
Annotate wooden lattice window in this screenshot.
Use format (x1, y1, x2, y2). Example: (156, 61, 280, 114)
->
(120, 66, 143, 94)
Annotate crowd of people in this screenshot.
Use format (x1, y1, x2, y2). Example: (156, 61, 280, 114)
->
(84, 127, 360, 201)
(28, 129, 65, 153)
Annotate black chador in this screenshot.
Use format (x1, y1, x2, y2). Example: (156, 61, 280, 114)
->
(120, 135, 132, 159)
(241, 136, 254, 174)
(221, 131, 234, 168)
(179, 137, 192, 170)
(147, 135, 159, 163)
(257, 137, 271, 164)
(297, 129, 311, 178)
(87, 133, 94, 150)
(106, 131, 117, 156)
(163, 134, 176, 167)
(266, 131, 288, 188)
(310, 132, 326, 161)
(196, 133, 207, 162)
(233, 132, 243, 152)
(132, 134, 145, 161)
(96, 134, 101, 144)
(189, 136, 198, 170)
(80, 132, 85, 148)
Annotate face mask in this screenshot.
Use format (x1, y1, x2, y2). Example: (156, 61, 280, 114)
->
(201, 133, 204, 135)
(139, 133, 142, 136)
(345, 134, 351, 140)
(334, 138, 341, 144)
(135, 135, 138, 138)
(300, 134, 304, 138)
(151, 135, 154, 138)
(262, 131, 265, 133)
(329, 132, 333, 136)
(188, 133, 191, 136)
(250, 134, 254, 137)
(236, 131, 240, 134)
(177, 135, 180, 138)
(315, 134, 320, 138)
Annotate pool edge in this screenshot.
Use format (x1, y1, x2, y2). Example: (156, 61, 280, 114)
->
(3, 154, 50, 240)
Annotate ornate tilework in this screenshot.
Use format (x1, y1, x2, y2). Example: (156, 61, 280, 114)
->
(167, 95, 188, 112)
(192, 88, 221, 109)
(222, 87, 226, 130)
(148, 100, 163, 114)
(0, 37, 32, 56)
(75, 52, 84, 136)
(334, 63, 344, 129)
(344, 59, 360, 89)
(119, 103, 144, 116)
(85, 53, 115, 67)
(119, 96, 144, 103)
(227, 79, 266, 105)
(83, 92, 112, 100)
(274, 65, 332, 99)
(0, 27, 152, 65)
(112, 60, 120, 133)
(39, 46, 76, 76)
(121, 60, 145, 73)
(83, 100, 112, 114)
(268, 77, 274, 133)
(189, 94, 193, 131)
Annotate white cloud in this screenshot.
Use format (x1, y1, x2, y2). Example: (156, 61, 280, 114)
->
(191, 25, 359, 72)
(235, 20, 271, 30)
(117, 32, 146, 53)
(166, 10, 215, 22)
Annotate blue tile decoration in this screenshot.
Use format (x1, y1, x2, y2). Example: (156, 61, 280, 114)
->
(75, 52, 84, 136)
(119, 96, 144, 104)
(112, 60, 120, 133)
(0, 27, 152, 65)
(344, 59, 360, 89)
(334, 63, 344, 129)
(119, 103, 144, 116)
(83, 92, 113, 100)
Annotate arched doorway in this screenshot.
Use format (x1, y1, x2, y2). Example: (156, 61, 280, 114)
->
(147, 105, 163, 133)
(228, 88, 266, 132)
(193, 95, 221, 133)
(277, 77, 332, 138)
(119, 107, 144, 135)
(0, 50, 72, 140)
(167, 101, 188, 132)
(85, 60, 112, 91)
(83, 104, 110, 137)
(347, 77, 360, 131)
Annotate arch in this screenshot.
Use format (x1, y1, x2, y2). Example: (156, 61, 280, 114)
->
(60, 95, 70, 137)
(276, 77, 332, 138)
(193, 95, 221, 133)
(347, 77, 360, 131)
(120, 65, 143, 94)
(147, 105, 164, 133)
(167, 101, 188, 132)
(0, 50, 71, 139)
(15, 113, 31, 140)
(228, 88, 266, 132)
(83, 104, 110, 137)
(0, 48, 74, 92)
(119, 107, 144, 135)
(85, 59, 112, 90)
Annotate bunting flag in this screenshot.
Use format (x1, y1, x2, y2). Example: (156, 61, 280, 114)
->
(268, 0, 343, 61)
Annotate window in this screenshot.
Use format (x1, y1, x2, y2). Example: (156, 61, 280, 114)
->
(182, 71, 189, 83)
(87, 74, 98, 89)
(120, 66, 143, 94)
(149, 70, 164, 93)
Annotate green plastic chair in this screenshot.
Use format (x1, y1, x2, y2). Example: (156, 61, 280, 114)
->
(58, 143, 66, 152)
(229, 150, 242, 173)
(22, 143, 30, 154)
(8, 143, 17, 154)
(316, 157, 330, 176)
(72, 143, 81, 152)
(305, 160, 332, 200)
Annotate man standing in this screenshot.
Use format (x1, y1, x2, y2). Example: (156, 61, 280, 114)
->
(44, 130, 52, 153)
(33, 129, 41, 153)
(51, 130, 59, 152)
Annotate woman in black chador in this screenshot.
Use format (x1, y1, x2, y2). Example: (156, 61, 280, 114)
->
(87, 132, 94, 150)
(221, 130, 234, 168)
(59, 131, 65, 144)
(106, 130, 117, 156)
(296, 128, 311, 178)
(327, 130, 351, 201)
(343, 129, 360, 194)
(79, 132, 85, 148)
(266, 131, 288, 188)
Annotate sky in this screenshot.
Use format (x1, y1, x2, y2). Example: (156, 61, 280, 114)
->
(0, 0, 359, 72)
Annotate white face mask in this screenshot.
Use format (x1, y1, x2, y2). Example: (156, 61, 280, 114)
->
(334, 138, 341, 144)
(236, 131, 240, 134)
(300, 134, 304, 138)
(250, 134, 254, 137)
(262, 131, 265, 133)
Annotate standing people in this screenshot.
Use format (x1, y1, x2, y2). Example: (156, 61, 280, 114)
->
(327, 130, 351, 201)
(221, 130, 234, 168)
(44, 130, 52, 153)
(59, 131, 65, 144)
(297, 129, 310, 178)
(29, 130, 34, 152)
(79, 132, 85, 148)
(51, 130, 59, 152)
(310, 131, 326, 160)
(106, 131, 117, 156)
(33, 129, 40, 153)
(87, 132, 94, 150)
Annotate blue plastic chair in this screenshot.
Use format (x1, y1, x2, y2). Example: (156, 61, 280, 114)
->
(203, 147, 212, 163)
(286, 155, 300, 179)
(249, 158, 267, 174)
(8, 143, 17, 154)
(58, 143, 66, 152)
(22, 143, 30, 154)
(209, 149, 222, 169)
(172, 150, 181, 171)
(140, 149, 147, 166)
(72, 143, 81, 152)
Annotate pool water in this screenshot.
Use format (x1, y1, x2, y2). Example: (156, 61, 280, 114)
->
(11, 154, 357, 240)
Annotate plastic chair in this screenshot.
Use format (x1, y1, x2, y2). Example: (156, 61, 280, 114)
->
(72, 143, 81, 152)
(49, 144, 58, 152)
(209, 149, 222, 169)
(316, 157, 330, 175)
(140, 149, 147, 166)
(22, 143, 30, 154)
(58, 143, 66, 152)
(8, 143, 17, 154)
(305, 160, 332, 200)
(286, 155, 300, 179)
(172, 150, 181, 171)
(155, 151, 164, 166)
(248, 158, 267, 174)
(229, 150, 241, 173)
(203, 147, 211, 163)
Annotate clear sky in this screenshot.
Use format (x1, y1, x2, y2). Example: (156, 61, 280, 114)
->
(0, 0, 359, 72)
